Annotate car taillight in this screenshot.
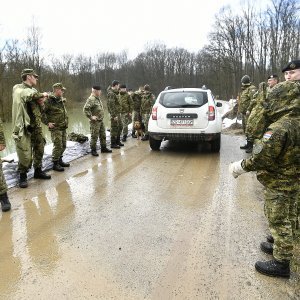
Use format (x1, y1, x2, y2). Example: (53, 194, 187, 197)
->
(152, 106, 158, 120)
(208, 106, 215, 121)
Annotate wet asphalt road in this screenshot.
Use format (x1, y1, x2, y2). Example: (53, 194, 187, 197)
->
(0, 134, 299, 299)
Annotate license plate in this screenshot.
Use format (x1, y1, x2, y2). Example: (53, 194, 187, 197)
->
(170, 119, 193, 126)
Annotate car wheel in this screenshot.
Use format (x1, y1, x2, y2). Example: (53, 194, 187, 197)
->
(149, 136, 162, 151)
(211, 134, 221, 152)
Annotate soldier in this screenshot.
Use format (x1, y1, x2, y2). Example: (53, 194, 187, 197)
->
(12, 69, 51, 188)
(0, 118, 11, 212)
(119, 84, 133, 142)
(140, 84, 155, 141)
(244, 75, 279, 153)
(229, 60, 300, 278)
(83, 85, 112, 156)
(107, 80, 123, 148)
(131, 86, 144, 138)
(238, 75, 257, 151)
(42, 83, 70, 172)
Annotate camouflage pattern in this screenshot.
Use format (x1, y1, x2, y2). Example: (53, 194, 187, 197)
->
(132, 91, 143, 112)
(83, 94, 104, 121)
(89, 121, 106, 150)
(142, 113, 151, 135)
(140, 91, 155, 114)
(30, 128, 46, 169)
(50, 130, 67, 161)
(107, 88, 122, 139)
(67, 132, 88, 143)
(292, 192, 300, 272)
(120, 91, 133, 136)
(121, 114, 132, 136)
(0, 118, 8, 195)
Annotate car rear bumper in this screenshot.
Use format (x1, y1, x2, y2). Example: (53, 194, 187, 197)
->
(149, 132, 220, 142)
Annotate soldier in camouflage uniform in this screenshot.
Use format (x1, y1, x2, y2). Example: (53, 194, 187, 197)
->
(12, 69, 51, 188)
(131, 86, 144, 138)
(140, 84, 155, 141)
(107, 80, 123, 148)
(229, 60, 300, 278)
(245, 75, 279, 153)
(83, 85, 112, 156)
(238, 75, 257, 151)
(42, 83, 70, 172)
(119, 84, 133, 142)
(0, 118, 11, 212)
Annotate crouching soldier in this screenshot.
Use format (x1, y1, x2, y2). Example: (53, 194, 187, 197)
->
(0, 118, 11, 212)
(83, 85, 112, 156)
(42, 83, 70, 171)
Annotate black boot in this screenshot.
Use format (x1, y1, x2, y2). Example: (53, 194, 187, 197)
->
(260, 241, 273, 255)
(121, 134, 127, 142)
(141, 134, 149, 141)
(117, 136, 124, 146)
(0, 192, 11, 212)
(245, 141, 254, 153)
(59, 157, 70, 167)
(53, 161, 64, 172)
(266, 235, 274, 243)
(101, 146, 112, 153)
(34, 167, 51, 179)
(19, 173, 28, 188)
(111, 138, 120, 149)
(132, 132, 137, 138)
(240, 140, 249, 149)
(255, 259, 290, 278)
(91, 149, 99, 156)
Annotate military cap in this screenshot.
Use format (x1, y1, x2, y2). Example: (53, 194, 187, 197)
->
(241, 75, 250, 85)
(21, 68, 38, 78)
(267, 74, 278, 80)
(92, 85, 101, 90)
(111, 80, 120, 87)
(119, 84, 127, 89)
(282, 60, 300, 73)
(52, 83, 66, 90)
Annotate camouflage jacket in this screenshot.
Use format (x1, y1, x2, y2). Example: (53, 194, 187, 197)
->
(83, 94, 104, 121)
(119, 92, 133, 114)
(0, 118, 6, 146)
(42, 94, 68, 130)
(238, 84, 257, 114)
(140, 91, 155, 114)
(12, 82, 44, 137)
(132, 91, 143, 111)
(107, 88, 121, 117)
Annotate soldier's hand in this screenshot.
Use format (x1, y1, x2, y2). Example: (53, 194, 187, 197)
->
(37, 97, 46, 105)
(114, 116, 118, 121)
(48, 122, 55, 129)
(91, 116, 98, 121)
(228, 159, 247, 178)
(246, 110, 250, 116)
(0, 144, 5, 151)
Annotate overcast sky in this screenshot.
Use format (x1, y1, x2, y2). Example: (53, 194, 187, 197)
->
(1, 0, 251, 59)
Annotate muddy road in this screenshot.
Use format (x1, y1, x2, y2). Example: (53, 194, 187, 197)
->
(0, 135, 299, 299)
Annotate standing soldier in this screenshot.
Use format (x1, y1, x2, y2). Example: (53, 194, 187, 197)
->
(131, 86, 144, 138)
(42, 83, 70, 172)
(238, 75, 257, 151)
(0, 118, 11, 212)
(140, 84, 155, 141)
(107, 80, 123, 148)
(12, 69, 51, 188)
(229, 60, 300, 278)
(83, 85, 112, 156)
(119, 84, 133, 142)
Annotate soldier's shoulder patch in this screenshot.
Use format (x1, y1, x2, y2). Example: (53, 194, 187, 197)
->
(263, 131, 273, 139)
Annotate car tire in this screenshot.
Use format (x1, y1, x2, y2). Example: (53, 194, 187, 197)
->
(211, 134, 221, 152)
(149, 136, 162, 151)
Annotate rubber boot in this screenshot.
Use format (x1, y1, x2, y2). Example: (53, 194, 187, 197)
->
(141, 134, 149, 141)
(260, 241, 273, 255)
(19, 173, 28, 188)
(255, 259, 290, 278)
(91, 149, 99, 156)
(121, 134, 127, 142)
(101, 146, 112, 153)
(117, 136, 124, 147)
(111, 138, 120, 149)
(240, 140, 249, 149)
(266, 235, 274, 243)
(34, 167, 51, 179)
(0, 192, 11, 212)
(59, 157, 70, 167)
(53, 161, 64, 172)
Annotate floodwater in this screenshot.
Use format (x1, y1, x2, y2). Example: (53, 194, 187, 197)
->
(0, 135, 299, 299)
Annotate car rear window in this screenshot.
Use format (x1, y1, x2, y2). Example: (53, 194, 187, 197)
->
(159, 91, 208, 108)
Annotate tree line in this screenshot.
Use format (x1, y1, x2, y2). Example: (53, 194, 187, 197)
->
(0, 0, 299, 121)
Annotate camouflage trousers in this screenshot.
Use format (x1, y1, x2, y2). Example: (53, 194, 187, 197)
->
(264, 188, 299, 264)
(0, 162, 8, 195)
(110, 115, 122, 139)
(241, 114, 248, 134)
(121, 113, 132, 136)
(50, 129, 67, 161)
(90, 120, 106, 150)
(142, 113, 151, 135)
(15, 127, 45, 172)
(245, 106, 265, 142)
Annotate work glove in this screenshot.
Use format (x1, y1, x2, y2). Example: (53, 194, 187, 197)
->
(228, 159, 247, 178)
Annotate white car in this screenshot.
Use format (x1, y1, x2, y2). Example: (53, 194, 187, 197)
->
(148, 88, 222, 151)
